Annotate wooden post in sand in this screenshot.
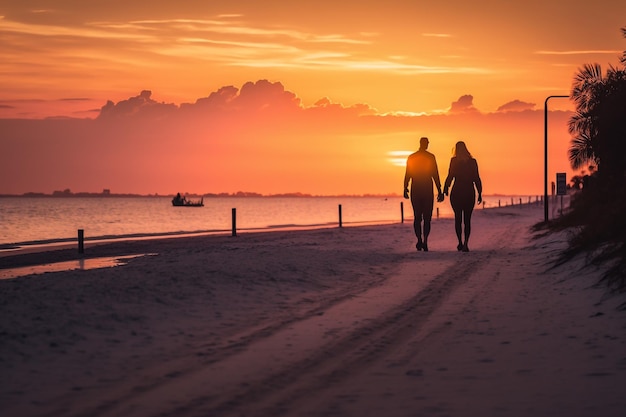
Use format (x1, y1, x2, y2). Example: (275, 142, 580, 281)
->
(231, 208, 237, 237)
(338, 204, 343, 228)
(78, 229, 84, 254)
(400, 202, 404, 223)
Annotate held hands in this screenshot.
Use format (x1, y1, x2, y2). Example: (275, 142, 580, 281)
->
(437, 192, 444, 202)
(403, 188, 409, 199)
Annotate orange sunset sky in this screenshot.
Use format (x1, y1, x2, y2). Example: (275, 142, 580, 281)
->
(1, 1, 625, 196)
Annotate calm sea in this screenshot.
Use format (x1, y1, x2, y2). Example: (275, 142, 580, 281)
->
(0, 195, 540, 248)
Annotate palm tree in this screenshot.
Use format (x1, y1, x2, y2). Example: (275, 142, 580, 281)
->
(568, 60, 626, 184)
(558, 27, 626, 289)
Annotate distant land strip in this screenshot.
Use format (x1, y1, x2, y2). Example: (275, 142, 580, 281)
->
(0, 190, 404, 198)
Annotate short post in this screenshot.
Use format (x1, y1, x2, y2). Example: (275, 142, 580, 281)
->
(231, 208, 237, 237)
(498, 199, 501, 208)
(78, 229, 84, 254)
(338, 204, 343, 228)
(436, 207, 439, 218)
(400, 202, 404, 223)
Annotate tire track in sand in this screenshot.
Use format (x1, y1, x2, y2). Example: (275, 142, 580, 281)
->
(132, 252, 489, 417)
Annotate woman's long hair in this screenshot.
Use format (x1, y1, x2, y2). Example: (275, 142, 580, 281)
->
(453, 141, 472, 160)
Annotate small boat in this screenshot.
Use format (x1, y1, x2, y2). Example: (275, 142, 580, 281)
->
(172, 193, 204, 207)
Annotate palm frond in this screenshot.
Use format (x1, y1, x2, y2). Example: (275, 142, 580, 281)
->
(572, 64, 604, 111)
(568, 133, 596, 170)
(574, 63, 603, 84)
(567, 111, 593, 136)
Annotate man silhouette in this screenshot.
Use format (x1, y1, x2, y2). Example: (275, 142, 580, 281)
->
(403, 137, 444, 251)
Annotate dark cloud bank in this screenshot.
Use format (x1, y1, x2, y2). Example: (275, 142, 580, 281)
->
(95, 80, 535, 120)
(0, 80, 571, 194)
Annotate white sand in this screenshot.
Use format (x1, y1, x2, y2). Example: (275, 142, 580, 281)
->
(1, 204, 625, 417)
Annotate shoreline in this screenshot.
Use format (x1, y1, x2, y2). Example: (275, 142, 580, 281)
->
(0, 221, 409, 272)
(0, 219, 383, 254)
(0, 195, 550, 251)
(0, 203, 542, 262)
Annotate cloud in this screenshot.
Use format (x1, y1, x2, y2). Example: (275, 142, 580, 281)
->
(188, 85, 239, 109)
(236, 79, 301, 111)
(535, 50, 622, 55)
(422, 33, 452, 38)
(0, 98, 103, 119)
(98, 90, 178, 119)
(0, 15, 151, 42)
(82, 17, 484, 75)
(36, 83, 544, 125)
(449, 95, 478, 113)
(312, 97, 376, 116)
(98, 80, 375, 121)
(497, 100, 536, 112)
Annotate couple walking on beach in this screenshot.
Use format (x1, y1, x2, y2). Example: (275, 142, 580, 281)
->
(403, 137, 482, 252)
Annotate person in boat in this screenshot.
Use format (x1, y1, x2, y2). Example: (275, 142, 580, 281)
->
(173, 193, 186, 205)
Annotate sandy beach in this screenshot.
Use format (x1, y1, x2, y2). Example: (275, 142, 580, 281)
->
(1, 204, 625, 417)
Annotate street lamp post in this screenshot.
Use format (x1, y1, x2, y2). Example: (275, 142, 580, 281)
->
(544, 95, 569, 222)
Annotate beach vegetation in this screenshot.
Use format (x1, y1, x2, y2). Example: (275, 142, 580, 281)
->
(540, 27, 626, 290)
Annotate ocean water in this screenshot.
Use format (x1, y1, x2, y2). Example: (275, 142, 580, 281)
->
(0, 195, 541, 247)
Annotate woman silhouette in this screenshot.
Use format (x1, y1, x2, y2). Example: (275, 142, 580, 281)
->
(443, 141, 482, 252)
